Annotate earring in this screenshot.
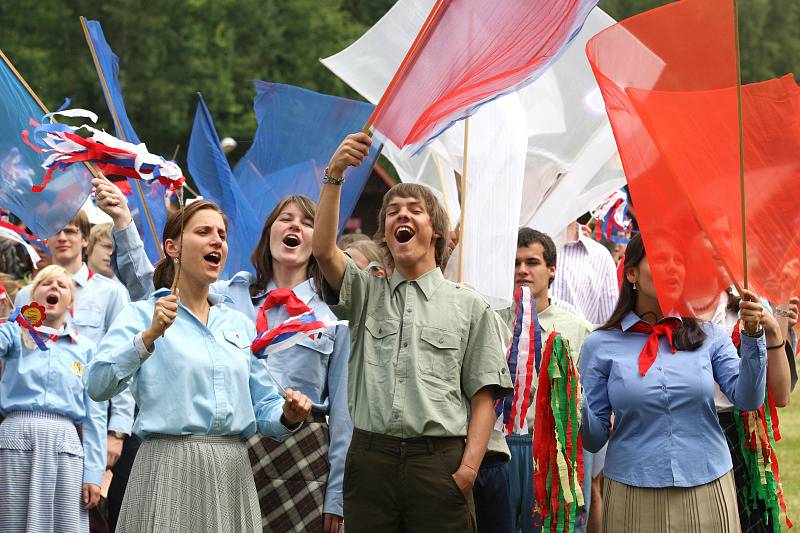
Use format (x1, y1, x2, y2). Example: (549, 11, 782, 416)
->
(632, 282, 637, 290)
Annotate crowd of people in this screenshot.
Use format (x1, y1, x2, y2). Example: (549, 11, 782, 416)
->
(0, 131, 796, 533)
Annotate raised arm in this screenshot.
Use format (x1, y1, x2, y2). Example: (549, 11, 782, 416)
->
(92, 174, 155, 301)
(312, 133, 372, 294)
(713, 290, 768, 412)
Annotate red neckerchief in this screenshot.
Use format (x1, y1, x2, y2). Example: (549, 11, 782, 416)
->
(626, 318, 681, 376)
(255, 288, 310, 334)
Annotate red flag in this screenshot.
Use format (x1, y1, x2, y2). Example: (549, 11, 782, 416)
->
(587, 0, 800, 313)
(368, 0, 598, 152)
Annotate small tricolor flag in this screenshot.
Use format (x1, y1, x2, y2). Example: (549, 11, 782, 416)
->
(251, 309, 346, 358)
(495, 285, 542, 436)
(21, 105, 185, 194)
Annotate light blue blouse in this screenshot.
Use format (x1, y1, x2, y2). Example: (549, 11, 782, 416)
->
(84, 290, 293, 442)
(579, 312, 766, 488)
(15, 263, 134, 435)
(111, 221, 352, 516)
(0, 322, 108, 486)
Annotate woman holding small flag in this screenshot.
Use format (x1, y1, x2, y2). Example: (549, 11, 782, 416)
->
(0, 265, 107, 533)
(84, 200, 313, 533)
(93, 176, 351, 533)
(579, 234, 768, 532)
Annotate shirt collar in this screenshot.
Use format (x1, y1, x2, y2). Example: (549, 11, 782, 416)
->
(621, 310, 683, 331)
(72, 263, 91, 288)
(389, 267, 445, 301)
(262, 279, 317, 305)
(152, 287, 233, 307)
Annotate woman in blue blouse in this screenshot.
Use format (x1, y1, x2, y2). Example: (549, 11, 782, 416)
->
(85, 200, 312, 533)
(580, 234, 767, 532)
(0, 265, 107, 533)
(93, 178, 353, 533)
(94, 175, 351, 532)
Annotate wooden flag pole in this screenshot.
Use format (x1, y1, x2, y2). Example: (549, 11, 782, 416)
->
(457, 117, 470, 283)
(732, 0, 757, 332)
(0, 49, 104, 181)
(80, 16, 164, 260)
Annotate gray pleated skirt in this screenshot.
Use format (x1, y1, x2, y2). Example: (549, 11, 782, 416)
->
(0, 410, 87, 533)
(602, 470, 741, 533)
(116, 434, 261, 533)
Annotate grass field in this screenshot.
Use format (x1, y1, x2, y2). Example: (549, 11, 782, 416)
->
(778, 389, 800, 531)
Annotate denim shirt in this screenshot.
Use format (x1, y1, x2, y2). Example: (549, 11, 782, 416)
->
(0, 322, 108, 486)
(579, 312, 766, 488)
(111, 222, 352, 516)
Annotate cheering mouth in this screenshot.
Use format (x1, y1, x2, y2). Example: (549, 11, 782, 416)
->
(282, 234, 301, 248)
(204, 252, 221, 265)
(46, 294, 59, 305)
(394, 225, 415, 244)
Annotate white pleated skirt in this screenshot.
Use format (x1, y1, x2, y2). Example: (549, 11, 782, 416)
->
(0, 410, 87, 533)
(116, 434, 261, 533)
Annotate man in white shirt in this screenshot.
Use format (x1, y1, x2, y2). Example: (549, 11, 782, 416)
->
(551, 220, 619, 327)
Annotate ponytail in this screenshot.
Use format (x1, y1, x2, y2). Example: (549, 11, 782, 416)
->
(153, 256, 177, 290)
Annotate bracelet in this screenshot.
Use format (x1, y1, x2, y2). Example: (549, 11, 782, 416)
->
(767, 340, 786, 350)
(322, 167, 345, 186)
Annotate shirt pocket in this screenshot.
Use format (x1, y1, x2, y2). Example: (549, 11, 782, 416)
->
(296, 331, 335, 357)
(222, 329, 251, 350)
(364, 315, 399, 366)
(418, 326, 461, 379)
(72, 305, 104, 336)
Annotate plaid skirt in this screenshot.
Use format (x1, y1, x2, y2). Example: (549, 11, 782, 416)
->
(0, 411, 87, 533)
(116, 434, 261, 533)
(718, 411, 771, 533)
(247, 413, 330, 532)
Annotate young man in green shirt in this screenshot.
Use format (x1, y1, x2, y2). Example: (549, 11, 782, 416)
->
(313, 132, 512, 532)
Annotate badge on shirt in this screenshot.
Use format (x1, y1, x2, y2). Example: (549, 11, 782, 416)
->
(21, 302, 46, 327)
(71, 360, 84, 377)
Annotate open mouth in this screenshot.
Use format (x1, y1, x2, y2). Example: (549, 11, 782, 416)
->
(204, 252, 221, 265)
(46, 294, 59, 305)
(394, 225, 415, 244)
(282, 234, 301, 248)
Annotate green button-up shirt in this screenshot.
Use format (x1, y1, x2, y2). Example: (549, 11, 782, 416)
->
(324, 258, 513, 438)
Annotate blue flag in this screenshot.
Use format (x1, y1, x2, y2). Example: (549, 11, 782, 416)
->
(0, 55, 92, 237)
(84, 19, 167, 262)
(188, 95, 261, 277)
(234, 82, 382, 233)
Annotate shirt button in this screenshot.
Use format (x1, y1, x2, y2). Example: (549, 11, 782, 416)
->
(406, 308, 411, 314)
(403, 342, 408, 348)
(661, 385, 667, 392)
(438, 337, 444, 343)
(657, 366, 662, 371)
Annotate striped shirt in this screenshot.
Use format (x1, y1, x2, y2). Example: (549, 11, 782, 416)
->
(551, 232, 619, 326)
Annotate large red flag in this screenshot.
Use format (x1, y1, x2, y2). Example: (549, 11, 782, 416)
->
(368, 0, 598, 152)
(587, 0, 800, 313)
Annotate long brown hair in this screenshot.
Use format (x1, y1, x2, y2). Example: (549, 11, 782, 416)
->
(600, 233, 706, 350)
(249, 195, 322, 296)
(153, 200, 227, 290)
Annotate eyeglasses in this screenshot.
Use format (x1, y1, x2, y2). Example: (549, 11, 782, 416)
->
(58, 227, 81, 237)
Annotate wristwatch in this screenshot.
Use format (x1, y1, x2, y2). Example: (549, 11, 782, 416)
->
(108, 431, 126, 439)
(322, 167, 345, 186)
